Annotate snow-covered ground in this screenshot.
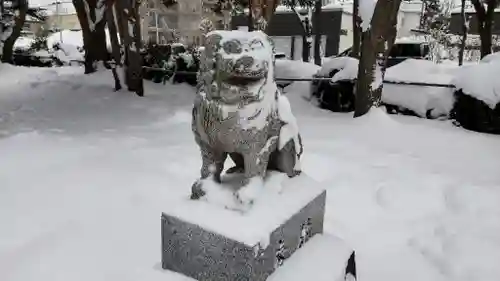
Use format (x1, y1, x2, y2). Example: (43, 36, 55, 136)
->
(1, 64, 500, 281)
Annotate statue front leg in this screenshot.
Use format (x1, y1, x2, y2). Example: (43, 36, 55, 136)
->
(191, 146, 227, 200)
(235, 137, 277, 205)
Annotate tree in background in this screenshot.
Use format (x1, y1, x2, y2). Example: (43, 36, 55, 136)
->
(1, 1, 46, 62)
(470, 0, 499, 58)
(282, 0, 322, 64)
(204, 0, 232, 30)
(351, 0, 361, 58)
(354, 0, 402, 117)
(420, 0, 452, 63)
(312, 0, 321, 65)
(116, 0, 143, 95)
(458, 0, 469, 65)
(73, 0, 108, 73)
(72, 0, 144, 95)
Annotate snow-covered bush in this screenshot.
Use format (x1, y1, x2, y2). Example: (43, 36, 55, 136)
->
(451, 59, 500, 134)
(306, 57, 456, 118)
(310, 57, 358, 112)
(384, 59, 456, 118)
(142, 42, 199, 86)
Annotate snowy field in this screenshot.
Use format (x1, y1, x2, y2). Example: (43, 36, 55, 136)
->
(1, 64, 500, 281)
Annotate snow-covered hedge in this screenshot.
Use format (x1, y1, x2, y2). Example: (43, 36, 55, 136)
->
(142, 42, 199, 86)
(384, 59, 457, 118)
(297, 57, 456, 118)
(451, 57, 500, 134)
(316, 57, 358, 83)
(452, 58, 500, 109)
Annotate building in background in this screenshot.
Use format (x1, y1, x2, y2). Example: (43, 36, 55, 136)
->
(21, 15, 46, 37)
(449, 2, 500, 36)
(142, 0, 203, 45)
(232, 0, 425, 59)
(232, 5, 343, 59)
(31, 1, 80, 32)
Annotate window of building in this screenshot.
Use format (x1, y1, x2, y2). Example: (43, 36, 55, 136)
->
(158, 14, 178, 29)
(149, 11, 157, 27)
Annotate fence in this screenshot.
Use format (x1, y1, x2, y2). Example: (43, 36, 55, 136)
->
(141, 66, 456, 89)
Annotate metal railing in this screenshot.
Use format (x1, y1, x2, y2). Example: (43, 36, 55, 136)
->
(141, 66, 455, 88)
(9, 57, 454, 89)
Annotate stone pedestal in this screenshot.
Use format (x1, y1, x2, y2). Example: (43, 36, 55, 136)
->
(161, 173, 327, 281)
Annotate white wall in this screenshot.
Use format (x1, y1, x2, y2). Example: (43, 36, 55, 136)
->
(339, 12, 353, 53)
(337, 1, 423, 53)
(398, 12, 421, 37)
(271, 36, 327, 60)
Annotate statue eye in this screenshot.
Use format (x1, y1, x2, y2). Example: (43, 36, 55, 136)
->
(223, 40, 242, 54)
(249, 40, 264, 50)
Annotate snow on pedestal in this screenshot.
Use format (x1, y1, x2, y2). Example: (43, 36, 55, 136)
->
(161, 172, 327, 281)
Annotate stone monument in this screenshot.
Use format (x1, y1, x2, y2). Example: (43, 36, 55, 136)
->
(161, 30, 356, 281)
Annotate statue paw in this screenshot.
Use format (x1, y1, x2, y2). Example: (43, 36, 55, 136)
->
(190, 179, 206, 200)
(234, 177, 264, 206)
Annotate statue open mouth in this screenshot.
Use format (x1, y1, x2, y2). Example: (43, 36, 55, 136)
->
(225, 75, 263, 86)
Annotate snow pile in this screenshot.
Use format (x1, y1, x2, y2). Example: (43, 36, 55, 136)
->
(316, 57, 356, 78)
(452, 59, 500, 109)
(384, 59, 458, 117)
(274, 59, 320, 79)
(13, 36, 34, 51)
(47, 28, 114, 50)
(46, 30, 84, 50)
(385, 59, 457, 85)
(42, 29, 120, 63)
(480, 52, 500, 64)
(319, 57, 359, 83)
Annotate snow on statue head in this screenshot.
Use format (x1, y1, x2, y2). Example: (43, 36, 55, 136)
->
(191, 30, 303, 206)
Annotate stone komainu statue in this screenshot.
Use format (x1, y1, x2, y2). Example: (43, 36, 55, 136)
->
(191, 30, 303, 200)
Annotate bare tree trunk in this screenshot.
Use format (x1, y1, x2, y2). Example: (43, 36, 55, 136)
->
(73, 0, 108, 73)
(471, 0, 497, 59)
(251, 0, 279, 32)
(114, 4, 125, 43)
(0, 0, 7, 58)
(119, 0, 143, 96)
(354, 0, 402, 117)
(480, 7, 494, 58)
(313, 0, 321, 66)
(351, 0, 361, 58)
(1, 0, 28, 63)
(458, 0, 467, 66)
(106, 0, 121, 90)
(302, 17, 311, 62)
(73, 0, 94, 73)
(248, 0, 253, 31)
